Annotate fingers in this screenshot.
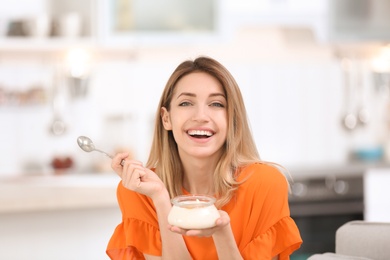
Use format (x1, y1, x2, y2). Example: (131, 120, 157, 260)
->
(215, 210, 230, 226)
(170, 226, 216, 237)
(111, 153, 128, 177)
(111, 152, 128, 168)
(120, 160, 147, 191)
(111, 152, 143, 178)
(168, 210, 230, 237)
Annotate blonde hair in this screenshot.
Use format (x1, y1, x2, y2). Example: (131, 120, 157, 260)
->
(146, 56, 262, 207)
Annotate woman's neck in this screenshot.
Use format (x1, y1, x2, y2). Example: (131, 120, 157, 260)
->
(181, 156, 218, 195)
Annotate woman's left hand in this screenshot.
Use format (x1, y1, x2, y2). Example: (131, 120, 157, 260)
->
(168, 210, 230, 237)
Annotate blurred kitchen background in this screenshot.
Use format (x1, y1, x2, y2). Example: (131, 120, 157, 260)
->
(1, 0, 390, 259)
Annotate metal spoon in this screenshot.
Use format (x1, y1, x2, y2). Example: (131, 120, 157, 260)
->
(77, 136, 124, 165)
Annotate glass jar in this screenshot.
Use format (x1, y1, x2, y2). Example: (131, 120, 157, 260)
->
(168, 194, 220, 229)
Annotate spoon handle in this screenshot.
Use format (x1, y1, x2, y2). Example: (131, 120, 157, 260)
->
(94, 148, 113, 159)
(94, 148, 125, 166)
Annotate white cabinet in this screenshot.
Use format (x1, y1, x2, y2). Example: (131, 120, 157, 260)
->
(0, 0, 224, 51)
(96, 0, 224, 46)
(0, 0, 332, 51)
(227, 0, 327, 23)
(364, 168, 390, 222)
(0, 0, 96, 51)
(225, 0, 329, 41)
(327, 0, 390, 42)
(0, 174, 121, 259)
(0, 208, 120, 260)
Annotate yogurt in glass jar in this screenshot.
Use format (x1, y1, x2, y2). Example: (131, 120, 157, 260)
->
(168, 195, 220, 229)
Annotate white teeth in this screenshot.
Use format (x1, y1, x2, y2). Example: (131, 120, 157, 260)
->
(188, 130, 213, 136)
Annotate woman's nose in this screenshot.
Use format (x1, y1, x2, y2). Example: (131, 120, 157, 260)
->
(192, 106, 209, 121)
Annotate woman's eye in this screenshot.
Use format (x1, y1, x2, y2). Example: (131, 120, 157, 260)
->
(210, 102, 225, 108)
(179, 101, 192, 106)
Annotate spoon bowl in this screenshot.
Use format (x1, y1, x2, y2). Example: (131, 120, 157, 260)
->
(77, 136, 113, 158)
(77, 136, 95, 153)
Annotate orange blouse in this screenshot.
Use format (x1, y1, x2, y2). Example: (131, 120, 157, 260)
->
(106, 163, 302, 259)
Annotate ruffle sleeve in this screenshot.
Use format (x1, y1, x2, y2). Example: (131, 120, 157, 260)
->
(106, 218, 161, 260)
(241, 216, 302, 260)
(106, 182, 162, 260)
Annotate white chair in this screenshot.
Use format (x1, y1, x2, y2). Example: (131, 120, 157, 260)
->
(308, 220, 390, 260)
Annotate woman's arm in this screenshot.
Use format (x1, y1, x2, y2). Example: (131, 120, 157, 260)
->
(212, 222, 243, 260)
(112, 154, 191, 260)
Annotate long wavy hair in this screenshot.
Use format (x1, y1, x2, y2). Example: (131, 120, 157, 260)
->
(146, 56, 261, 207)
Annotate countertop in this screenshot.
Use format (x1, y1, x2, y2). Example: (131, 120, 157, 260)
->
(1, 163, 389, 214)
(0, 173, 120, 213)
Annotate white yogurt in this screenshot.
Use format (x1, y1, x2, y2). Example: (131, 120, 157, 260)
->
(168, 195, 220, 229)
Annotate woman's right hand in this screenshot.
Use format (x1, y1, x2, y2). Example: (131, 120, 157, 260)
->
(111, 152, 166, 200)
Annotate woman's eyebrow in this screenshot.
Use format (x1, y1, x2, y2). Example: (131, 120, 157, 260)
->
(177, 92, 226, 99)
(210, 93, 226, 99)
(177, 92, 196, 99)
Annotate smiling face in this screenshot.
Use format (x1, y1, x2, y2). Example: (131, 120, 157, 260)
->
(161, 72, 228, 161)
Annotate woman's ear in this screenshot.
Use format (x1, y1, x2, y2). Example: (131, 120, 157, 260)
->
(161, 107, 172, 130)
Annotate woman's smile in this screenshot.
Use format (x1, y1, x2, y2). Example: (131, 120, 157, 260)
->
(187, 129, 214, 138)
(185, 128, 216, 145)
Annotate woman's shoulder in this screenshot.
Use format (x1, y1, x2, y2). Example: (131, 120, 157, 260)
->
(238, 162, 289, 189)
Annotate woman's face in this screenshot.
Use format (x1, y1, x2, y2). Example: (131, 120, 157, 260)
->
(162, 72, 228, 160)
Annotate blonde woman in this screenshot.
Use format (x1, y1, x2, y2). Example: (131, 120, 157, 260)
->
(107, 56, 302, 259)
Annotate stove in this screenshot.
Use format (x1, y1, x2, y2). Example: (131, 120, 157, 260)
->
(288, 165, 366, 259)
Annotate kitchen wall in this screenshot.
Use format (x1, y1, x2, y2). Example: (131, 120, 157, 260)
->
(1, 0, 390, 178)
(82, 28, 390, 170)
(1, 25, 388, 177)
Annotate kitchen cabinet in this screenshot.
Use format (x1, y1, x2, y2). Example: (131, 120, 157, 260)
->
(327, 0, 390, 43)
(364, 168, 390, 222)
(225, 0, 328, 41)
(0, 207, 120, 260)
(226, 0, 327, 23)
(0, 174, 120, 259)
(96, 0, 225, 47)
(0, 0, 96, 51)
(0, 0, 224, 52)
(0, 0, 332, 52)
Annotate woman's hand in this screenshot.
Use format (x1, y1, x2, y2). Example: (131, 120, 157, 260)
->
(111, 152, 166, 200)
(168, 210, 230, 237)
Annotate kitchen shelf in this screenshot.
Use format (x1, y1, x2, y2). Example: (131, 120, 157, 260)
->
(0, 37, 97, 52)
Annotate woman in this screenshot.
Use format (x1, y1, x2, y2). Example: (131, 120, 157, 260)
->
(107, 56, 302, 259)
